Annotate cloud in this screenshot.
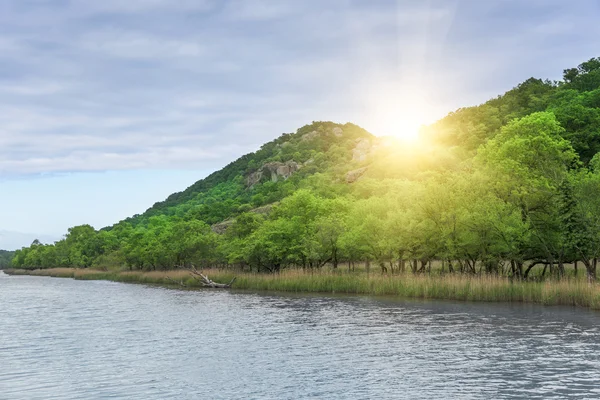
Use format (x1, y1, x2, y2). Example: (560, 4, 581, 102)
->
(79, 29, 205, 60)
(222, 0, 299, 21)
(0, 82, 65, 95)
(0, 0, 598, 178)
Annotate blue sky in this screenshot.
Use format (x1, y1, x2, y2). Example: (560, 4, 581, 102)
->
(1, 0, 599, 249)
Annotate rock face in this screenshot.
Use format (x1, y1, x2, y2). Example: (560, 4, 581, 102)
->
(302, 126, 343, 141)
(211, 203, 277, 234)
(245, 170, 264, 187)
(245, 161, 300, 187)
(264, 161, 300, 181)
(346, 167, 368, 183)
(301, 130, 319, 141)
(352, 138, 373, 162)
(211, 219, 234, 234)
(251, 203, 276, 215)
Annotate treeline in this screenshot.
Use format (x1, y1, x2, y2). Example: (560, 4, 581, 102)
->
(0, 250, 15, 269)
(10, 58, 600, 280)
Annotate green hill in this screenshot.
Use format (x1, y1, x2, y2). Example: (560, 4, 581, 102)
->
(11, 57, 600, 280)
(123, 121, 374, 226)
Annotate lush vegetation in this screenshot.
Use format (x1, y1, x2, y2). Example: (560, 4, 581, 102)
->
(0, 250, 15, 269)
(10, 57, 600, 286)
(5, 268, 600, 310)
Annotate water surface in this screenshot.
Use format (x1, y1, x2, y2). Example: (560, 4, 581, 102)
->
(1, 271, 599, 399)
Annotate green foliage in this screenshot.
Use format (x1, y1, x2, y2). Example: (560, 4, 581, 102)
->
(12, 57, 600, 282)
(563, 57, 600, 92)
(0, 250, 15, 269)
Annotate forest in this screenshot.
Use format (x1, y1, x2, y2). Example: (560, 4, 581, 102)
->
(0, 250, 15, 269)
(9, 57, 600, 281)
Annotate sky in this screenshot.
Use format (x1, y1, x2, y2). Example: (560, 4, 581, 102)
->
(1, 0, 599, 249)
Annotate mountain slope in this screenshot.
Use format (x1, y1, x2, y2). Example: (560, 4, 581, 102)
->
(119, 121, 375, 227)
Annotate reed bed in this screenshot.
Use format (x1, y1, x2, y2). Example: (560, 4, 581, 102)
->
(5, 268, 600, 310)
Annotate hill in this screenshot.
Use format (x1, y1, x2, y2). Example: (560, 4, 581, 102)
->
(122, 121, 374, 226)
(11, 57, 600, 280)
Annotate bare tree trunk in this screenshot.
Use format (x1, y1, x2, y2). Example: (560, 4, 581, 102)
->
(183, 265, 237, 288)
(516, 261, 523, 279)
(379, 261, 388, 274)
(332, 246, 338, 269)
(558, 259, 565, 278)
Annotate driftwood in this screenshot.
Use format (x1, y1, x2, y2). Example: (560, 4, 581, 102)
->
(167, 265, 236, 289)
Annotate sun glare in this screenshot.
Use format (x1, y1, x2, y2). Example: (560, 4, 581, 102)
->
(371, 111, 426, 143)
(362, 82, 430, 143)
(385, 116, 423, 142)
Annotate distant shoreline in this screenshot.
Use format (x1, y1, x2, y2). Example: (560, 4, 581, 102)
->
(5, 267, 600, 310)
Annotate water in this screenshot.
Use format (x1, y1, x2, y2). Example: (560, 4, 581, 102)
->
(1, 272, 600, 399)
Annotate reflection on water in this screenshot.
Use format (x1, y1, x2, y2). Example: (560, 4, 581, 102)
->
(1, 273, 599, 399)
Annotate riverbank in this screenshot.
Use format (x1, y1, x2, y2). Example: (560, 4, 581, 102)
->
(5, 267, 600, 310)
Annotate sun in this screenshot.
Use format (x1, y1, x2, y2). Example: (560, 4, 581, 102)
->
(361, 83, 429, 143)
(383, 115, 423, 142)
(371, 111, 425, 143)
(358, 77, 435, 143)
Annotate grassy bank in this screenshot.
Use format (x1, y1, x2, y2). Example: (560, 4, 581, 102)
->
(6, 267, 600, 310)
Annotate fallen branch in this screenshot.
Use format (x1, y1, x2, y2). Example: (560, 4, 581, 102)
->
(184, 265, 237, 288)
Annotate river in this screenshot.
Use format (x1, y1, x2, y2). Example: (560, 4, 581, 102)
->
(1, 271, 599, 399)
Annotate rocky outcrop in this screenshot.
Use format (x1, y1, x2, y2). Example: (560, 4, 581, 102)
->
(251, 203, 276, 215)
(245, 170, 263, 187)
(211, 219, 235, 234)
(245, 161, 301, 187)
(346, 167, 368, 183)
(302, 126, 343, 141)
(301, 130, 319, 141)
(352, 138, 373, 162)
(264, 161, 300, 181)
(211, 203, 277, 234)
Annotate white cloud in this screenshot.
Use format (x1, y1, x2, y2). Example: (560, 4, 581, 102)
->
(70, 0, 215, 15)
(0, 0, 598, 180)
(0, 82, 65, 96)
(80, 29, 205, 59)
(222, 0, 298, 21)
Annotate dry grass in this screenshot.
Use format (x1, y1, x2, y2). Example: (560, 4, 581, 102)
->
(5, 268, 600, 310)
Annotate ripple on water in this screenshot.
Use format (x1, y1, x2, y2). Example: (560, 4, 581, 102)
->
(1, 275, 600, 399)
